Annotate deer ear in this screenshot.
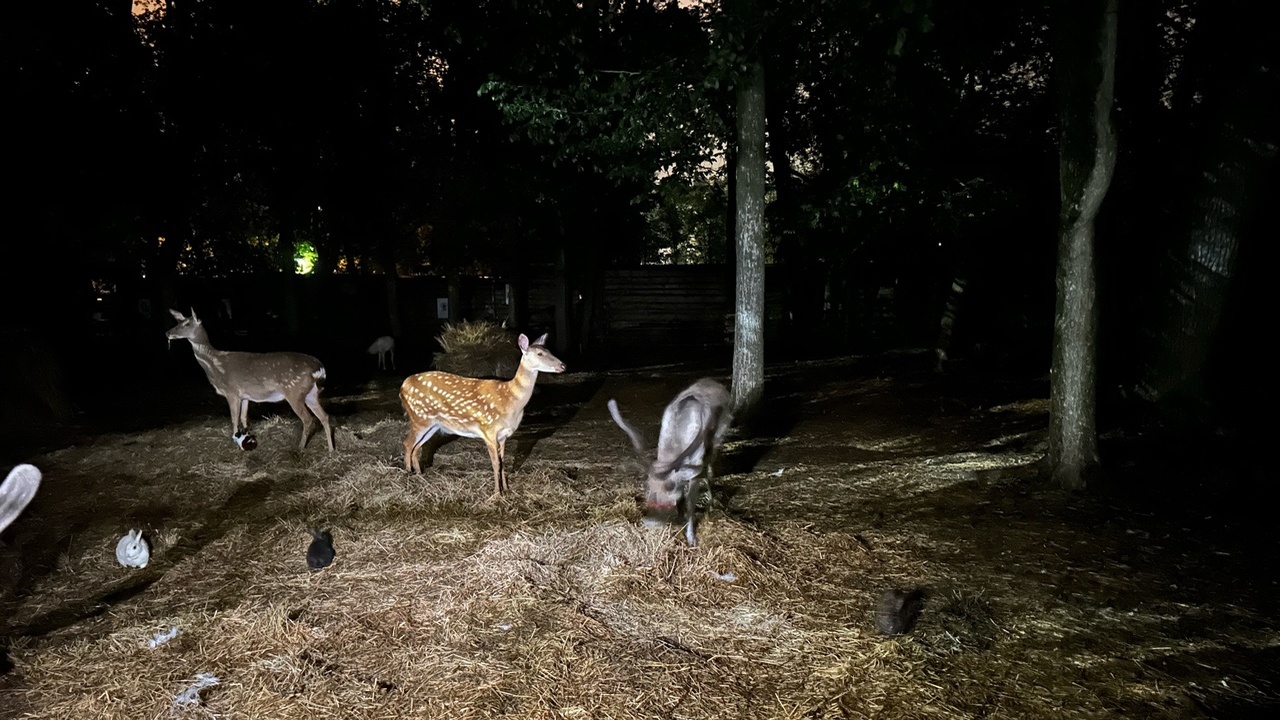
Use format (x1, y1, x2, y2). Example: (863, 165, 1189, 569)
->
(534, 333, 549, 347)
(190, 307, 200, 323)
(518, 334, 530, 352)
(169, 309, 185, 321)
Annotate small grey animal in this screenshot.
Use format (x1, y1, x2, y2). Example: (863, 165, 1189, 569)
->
(306, 529, 335, 570)
(875, 588, 925, 635)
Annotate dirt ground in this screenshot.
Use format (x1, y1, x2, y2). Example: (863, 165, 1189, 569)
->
(0, 354, 1276, 719)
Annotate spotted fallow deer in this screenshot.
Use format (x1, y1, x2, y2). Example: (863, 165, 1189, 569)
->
(166, 309, 335, 451)
(400, 332, 566, 496)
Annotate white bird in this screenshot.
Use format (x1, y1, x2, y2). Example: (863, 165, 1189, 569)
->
(367, 335, 396, 370)
(1, 464, 41, 533)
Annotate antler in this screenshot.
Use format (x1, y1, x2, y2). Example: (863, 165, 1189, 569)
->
(607, 399, 650, 460)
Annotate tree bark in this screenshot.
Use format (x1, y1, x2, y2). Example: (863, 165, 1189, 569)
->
(732, 62, 767, 420)
(1048, 0, 1117, 491)
(554, 246, 571, 357)
(1135, 1, 1279, 404)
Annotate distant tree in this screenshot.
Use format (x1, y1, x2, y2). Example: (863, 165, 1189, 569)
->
(477, 0, 723, 260)
(4, 0, 150, 319)
(708, 0, 769, 417)
(475, 0, 728, 351)
(1047, 0, 1117, 491)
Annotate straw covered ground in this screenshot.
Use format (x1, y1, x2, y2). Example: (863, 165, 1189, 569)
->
(1, 356, 1276, 719)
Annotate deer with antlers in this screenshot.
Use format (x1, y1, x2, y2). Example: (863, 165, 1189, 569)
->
(608, 378, 733, 547)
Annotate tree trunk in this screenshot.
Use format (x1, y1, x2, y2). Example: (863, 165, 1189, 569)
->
(933, 273, 969, 373)
(278, 218, 302, 339)
(554, 246, 571, 357)
(1048, 0, 1118, 491)
(447, 274, 463, 324)
(724, 147, 738, 266)
(384, 274, 402, 339)
(732, 62, 767, 420)
(373, 238, 403, 338)
(1135, 1, 1279, 405)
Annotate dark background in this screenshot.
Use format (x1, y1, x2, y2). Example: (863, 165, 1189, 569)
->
(0, 0, 1273, 458)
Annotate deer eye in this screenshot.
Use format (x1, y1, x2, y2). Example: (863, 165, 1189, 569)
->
(663, 480, 677, 493)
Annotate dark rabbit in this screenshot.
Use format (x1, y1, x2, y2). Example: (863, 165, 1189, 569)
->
(875, 588, 925, 636)
(307, 529, 335, 570)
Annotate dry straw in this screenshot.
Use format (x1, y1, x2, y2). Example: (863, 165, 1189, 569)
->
(0, 365, 1274, 718)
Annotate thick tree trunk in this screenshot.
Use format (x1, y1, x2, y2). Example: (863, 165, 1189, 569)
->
(723, 147, 738, 265)
(1048, 0, 1117, 491)
(1136, 2, 1279, 404)
(732, 62, 767, 420)
(765, 65, 809, 356)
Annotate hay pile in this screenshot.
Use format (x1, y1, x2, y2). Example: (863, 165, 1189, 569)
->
(432, 320, 520, 379)
(1, 365, 1277, 719)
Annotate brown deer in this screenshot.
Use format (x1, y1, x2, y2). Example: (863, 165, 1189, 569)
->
(400, 332, 565, 496)
(166, 309, 334, 451)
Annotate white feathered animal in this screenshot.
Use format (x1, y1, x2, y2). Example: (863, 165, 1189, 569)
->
(1, 464, 42, 533)
(116, 529, 150, 568)
(367, 335, 396, 370)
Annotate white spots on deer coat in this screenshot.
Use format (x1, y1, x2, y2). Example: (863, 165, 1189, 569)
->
(399, 333, 566, 493)
(403, 373, 509, 434)
(165, 309, 334, 451)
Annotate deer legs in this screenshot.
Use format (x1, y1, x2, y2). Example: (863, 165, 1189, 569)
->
(490, 438, 510, 496)
(303, 385, 335, 451)
(404, 428, 511, 499)
(484, 439, 504, 497)
(404, 424, 441, 474)
(224, 391, 333, 452)
(225, 397, 246, 438)
(284, 395, 316, 451)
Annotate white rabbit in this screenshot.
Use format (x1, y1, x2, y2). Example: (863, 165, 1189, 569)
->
(1, 464, 41, 533)
(116, 529, 150, 568)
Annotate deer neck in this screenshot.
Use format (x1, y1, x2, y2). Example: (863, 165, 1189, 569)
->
(503, 357, 541, 405)
(182, 328, 234, 381)
(184, 326, 221, 355)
